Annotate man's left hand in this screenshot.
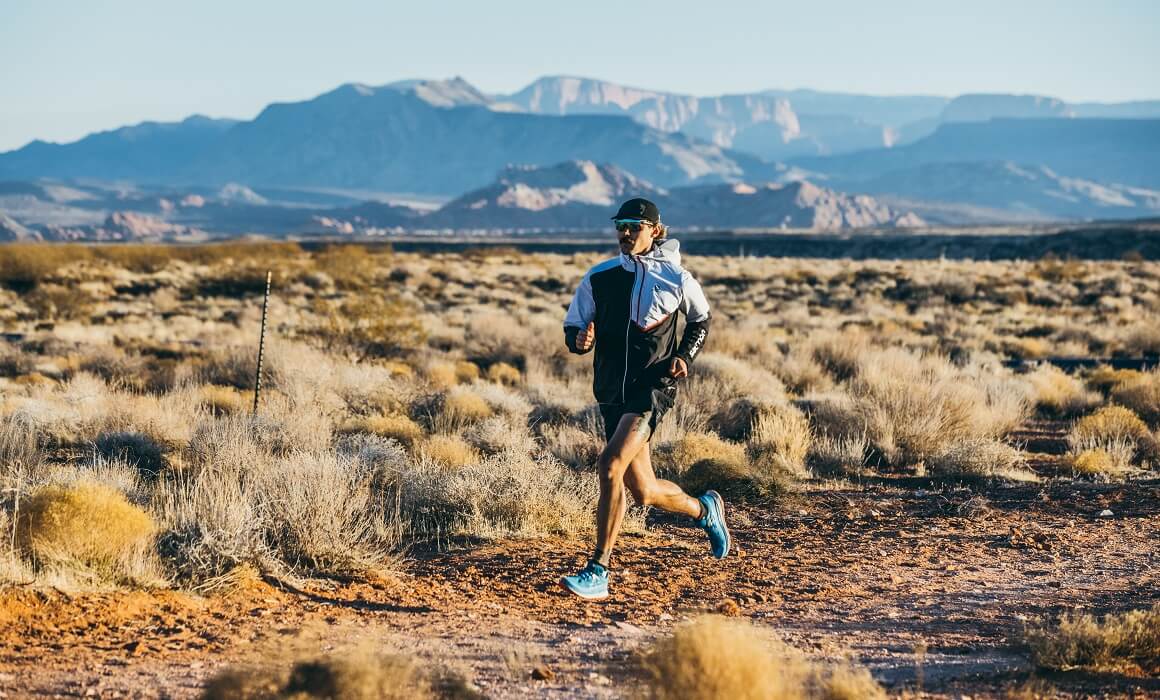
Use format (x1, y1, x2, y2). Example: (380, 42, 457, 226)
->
(669, 357, 689, 379)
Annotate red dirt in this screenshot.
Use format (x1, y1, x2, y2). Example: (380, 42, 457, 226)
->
(1, 477, 1157, 698)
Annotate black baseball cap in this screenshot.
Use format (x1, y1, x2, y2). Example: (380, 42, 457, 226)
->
(611, 198, 660, 224)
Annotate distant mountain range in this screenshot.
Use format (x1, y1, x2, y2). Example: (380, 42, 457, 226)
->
(1, 75, 1159, 236)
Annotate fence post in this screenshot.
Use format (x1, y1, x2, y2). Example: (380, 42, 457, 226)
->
(253, 270, 272, 415)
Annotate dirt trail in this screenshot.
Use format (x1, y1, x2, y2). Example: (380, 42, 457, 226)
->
(2, 477, 1158, 698)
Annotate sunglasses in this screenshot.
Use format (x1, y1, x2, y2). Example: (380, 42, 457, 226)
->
(614, 220, 652, 234)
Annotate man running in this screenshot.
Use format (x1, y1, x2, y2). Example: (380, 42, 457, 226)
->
(560, 197, 729, 600)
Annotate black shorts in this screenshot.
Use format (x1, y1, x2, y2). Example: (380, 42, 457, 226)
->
(598, 385, 677, 442)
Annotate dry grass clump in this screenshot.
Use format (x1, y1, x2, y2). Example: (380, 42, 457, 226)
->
(807, 433, 868, 477)
(639, 616, 884, 700)
(1110, 368, 1160, 427)
(1070, 405, 1151, 445)
(1067, 405, 1158, 472)
(159, 415, 397, 582)
(453, 360, 480, 383)
(199, 384, 248, 416)
(16, 480, 157, 582)
(844, 349, 1031, 468)
(928, 438, 1038, 482)
(1025, 365, 1101, 418)
(394, 451, 597, 540)
(338, 413, 424, 447)
(747, 403, 813, 478)
(93, 431, 168, 480)
(486, 361, 521, 386)
(1024, 604, 1160, 673)
(1084, 366, 1144, 396)
(419, 435, 481, 469)
(540, 424, 601, 469)
(202, 648, 434, 700)
(425, 361, 460, 390)
(437, 387, 494, 430)
(654, 431, 748, 478)
(679, 458, 786, 504)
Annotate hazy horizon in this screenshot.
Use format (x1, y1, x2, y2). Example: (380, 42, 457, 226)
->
(3, 0, 1159, 152)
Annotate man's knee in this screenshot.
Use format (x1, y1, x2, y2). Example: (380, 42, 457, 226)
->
(598, 451, 630, 485)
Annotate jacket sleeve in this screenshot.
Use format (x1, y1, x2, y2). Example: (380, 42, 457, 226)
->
(563, 272, 596, 354)
(675, 271, 710, 366)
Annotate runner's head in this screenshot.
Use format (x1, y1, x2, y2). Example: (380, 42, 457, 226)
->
(612, 198, 667, 255)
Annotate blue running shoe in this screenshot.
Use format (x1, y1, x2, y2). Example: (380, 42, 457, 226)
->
(560, 561, 610, 600)
(697, 490, 731, 559)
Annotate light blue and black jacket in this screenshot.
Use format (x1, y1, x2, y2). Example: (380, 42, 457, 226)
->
(563, 239, 711, 404)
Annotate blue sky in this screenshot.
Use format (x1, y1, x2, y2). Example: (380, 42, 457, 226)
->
(2, 0, 1157, 151)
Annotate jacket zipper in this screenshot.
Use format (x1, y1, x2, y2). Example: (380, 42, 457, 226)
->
(622, 257, 641, 402)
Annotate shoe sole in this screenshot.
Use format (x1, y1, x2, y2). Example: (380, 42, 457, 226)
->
(559, 578, 610, 601)
(706, 489, 731, 559)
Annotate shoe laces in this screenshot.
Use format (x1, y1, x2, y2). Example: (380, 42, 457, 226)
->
(578, 564, 604, 582)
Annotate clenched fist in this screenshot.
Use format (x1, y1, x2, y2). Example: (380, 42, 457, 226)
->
(669, 357, 688, 378)
(576, 321, 595, 352)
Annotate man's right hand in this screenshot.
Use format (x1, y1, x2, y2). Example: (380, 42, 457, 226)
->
(576, 321, 595, 352)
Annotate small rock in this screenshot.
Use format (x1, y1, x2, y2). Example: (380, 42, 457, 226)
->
(716, 599, 741, 616)
(1097, 509, 1113, 518)
(531, 665, 554, 681)
(613, 621, 644, 635)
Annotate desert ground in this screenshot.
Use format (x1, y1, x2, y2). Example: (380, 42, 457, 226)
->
(0, 242, 1157, 699)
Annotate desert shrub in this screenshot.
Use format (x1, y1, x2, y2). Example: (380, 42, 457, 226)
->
(453, 360, 480, 383)
(1024, 604, 1160, 672)
(160, 422, 397, 581)
(1084, 366, 1144, 396)
(197, 347, 265, 391)
(419, 435, 480, 469)
(0, 411, 41, 473)
(707, 397, 762, 441)
(16, 480, 156, 581)
(311, 244, 386, 291)
(424, 361, 460, 390)
(694, 353, 786, 405)
(928, 438, 1037, 482)
(465, 416, 535, 456)
(93, 431, 168, 480)
(639, 616, 884, 700)
(540, 424, 601, 469)
(393, 450, 596, 540)
(436, 387, 494, 431)
(1069, 441, 1136, 477)
(848, 349, 1029, 467)
(654, 431, 747, 479)
(338, 413, 424, 447)
(1123, 323, 1160, 357)
(1069, 406, 1151, 447)
(807, 433, 868, 478)
(1025, 365, 1101, 418)
(0, 343, 36, 378)
(1068, 405, 1158, 468)
(304, 295, 426, 361)
(0, 244, 95, 290)
(679, 458, 785, 504)
(1110, 369, 1160, 427)
(200, 385, 248, 416)
(466, 380, 532, 417)
(486, 361, 521, 386)
(24, 283, 95, 321)
(808, 331, 868, 383)
(202, 648, 433, 700)
(746, 403, 812, 478)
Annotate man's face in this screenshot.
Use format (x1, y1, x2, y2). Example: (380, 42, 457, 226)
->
(616, 220, 657, 256)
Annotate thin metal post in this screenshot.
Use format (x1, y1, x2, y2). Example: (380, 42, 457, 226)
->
(253, 270, 272, 415)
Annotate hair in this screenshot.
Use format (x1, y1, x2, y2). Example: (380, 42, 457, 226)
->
(653, 222, 669, 242)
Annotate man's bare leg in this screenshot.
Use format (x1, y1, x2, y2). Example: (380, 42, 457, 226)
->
(592, 413, 652, 567)
(624, 444, 702, 518)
